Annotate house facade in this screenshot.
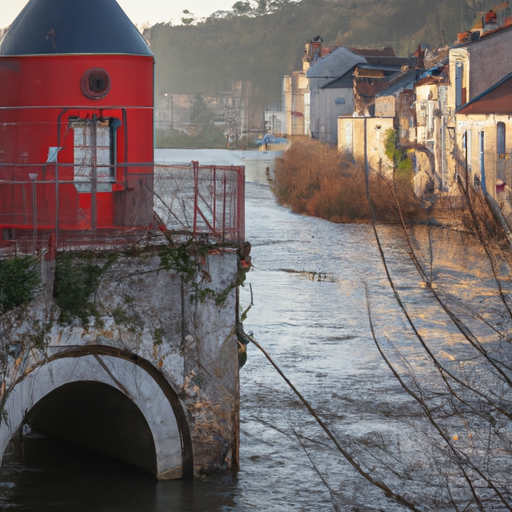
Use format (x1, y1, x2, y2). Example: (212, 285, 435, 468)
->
(306, 47, 365, 144)
(335, 11, 512, 209)
(338, 117, 395, 175)
(457, 72, 512, 204)
(409, 22, 512, 198)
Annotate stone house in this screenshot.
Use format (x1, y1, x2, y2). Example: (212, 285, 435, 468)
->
(306, 47, 365, 144)
(283, 71, 310, 137)
(307, 46, 416, 145)
(412, 59, 450, 194)
(283, 36, 331, 138)
(337, 53, 419, 176)
(337, 116, 395, 176)
(456, 71, 512, 211)
(352, 53, 418, 117)
(407, 19, 512, 197)
(448, 22, 512, 196)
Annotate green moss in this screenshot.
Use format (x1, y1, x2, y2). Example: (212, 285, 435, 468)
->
(153, 328, 164, 346)
(214, 283, 236, 306)
(0, 256, 40, 314)
(190, 287, 216, 303)
(384, 128, 413, 182)
(54, 252, 117, 327)
(111, 307, 144, 333)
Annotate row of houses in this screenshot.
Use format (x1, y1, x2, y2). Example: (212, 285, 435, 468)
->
(268, 3, 512, 223)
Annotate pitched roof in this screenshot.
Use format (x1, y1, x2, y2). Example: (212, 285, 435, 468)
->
(0, 0, 152, 56)
(457, 70, 512, 114)
(351, 47, 396, 57)
(306, 46, 366, 79)
(376, 70, 419, 97)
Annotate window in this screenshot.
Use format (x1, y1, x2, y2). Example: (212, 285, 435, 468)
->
(467, 130, 472, 174)
(70, 117, 119, 192)
(479, 130, 487, 193)
(455, 62, 465, 108)
(497, 122, 506, 157)
(81, 68, 111, 100)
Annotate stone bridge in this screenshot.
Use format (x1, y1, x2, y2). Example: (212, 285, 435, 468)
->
(0, 241, 245, 478)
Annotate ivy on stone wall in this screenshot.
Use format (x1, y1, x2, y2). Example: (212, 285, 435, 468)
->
(158, 238, 203, 281)
(384, 128, 413, 181)
(0, 256, 40, 314)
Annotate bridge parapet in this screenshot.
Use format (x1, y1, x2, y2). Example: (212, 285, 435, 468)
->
(0, 241, 243, 478)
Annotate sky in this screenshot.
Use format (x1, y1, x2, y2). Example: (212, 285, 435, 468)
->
(0, 0, 237, 29)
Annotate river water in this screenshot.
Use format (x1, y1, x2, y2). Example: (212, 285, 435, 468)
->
(1, 149, 511, 511)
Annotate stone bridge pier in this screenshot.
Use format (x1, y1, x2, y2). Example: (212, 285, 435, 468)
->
(0, 244, 244, 479)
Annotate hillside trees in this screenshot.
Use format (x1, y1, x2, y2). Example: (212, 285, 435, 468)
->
(150, 0, 497, 114)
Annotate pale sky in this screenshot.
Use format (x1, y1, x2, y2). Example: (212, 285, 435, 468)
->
(0, 0, 237, 29)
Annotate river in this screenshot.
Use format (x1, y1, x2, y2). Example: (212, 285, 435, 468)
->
(1, 149, 511, 511)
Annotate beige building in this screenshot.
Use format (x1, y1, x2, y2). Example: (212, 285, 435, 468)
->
(283, 71, 309, 137)
(456, 71, 512, 199)
(282, 36, 332, 138)
(338, 117, 394, 176)
(445, 23, 512, 193)
(408, 23, 512, 196)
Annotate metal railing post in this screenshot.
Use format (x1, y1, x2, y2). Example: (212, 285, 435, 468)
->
(238, 166, 245, 243)
(91, 114, 98, 232)
(212, 165, 217, 235)
(29, 173, 38, 254)
(192, 161, 199, 237)
(222, 169, 227, 241)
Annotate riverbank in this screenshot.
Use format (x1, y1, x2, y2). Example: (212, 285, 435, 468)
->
(272, 138, 421, 224)
(272, 139, 512, 253)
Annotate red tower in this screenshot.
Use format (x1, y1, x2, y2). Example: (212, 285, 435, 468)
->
(0, 0, 154, 246)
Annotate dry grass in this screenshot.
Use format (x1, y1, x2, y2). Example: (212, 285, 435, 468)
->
(273, 139, 420, 223)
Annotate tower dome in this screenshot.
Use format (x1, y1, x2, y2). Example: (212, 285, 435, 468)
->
(0, 0, 152, 56)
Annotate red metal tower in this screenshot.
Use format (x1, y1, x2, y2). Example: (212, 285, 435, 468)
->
(0, 0, 154, 246)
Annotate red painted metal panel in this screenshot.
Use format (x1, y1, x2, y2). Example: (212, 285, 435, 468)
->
(0, 55, 153, 107)
(0, 52, 154, 237)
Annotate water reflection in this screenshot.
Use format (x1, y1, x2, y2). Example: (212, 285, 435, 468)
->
(0, 435, 239, 512)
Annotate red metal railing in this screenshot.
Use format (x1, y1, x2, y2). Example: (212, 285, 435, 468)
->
(0, 162, 245, 259)
(153, 162, 245, 243)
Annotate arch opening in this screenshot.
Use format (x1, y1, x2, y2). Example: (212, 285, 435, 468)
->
(24, 381, 157, 475)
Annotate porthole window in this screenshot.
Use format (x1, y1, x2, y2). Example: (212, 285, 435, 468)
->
(81, 68, 110, 100)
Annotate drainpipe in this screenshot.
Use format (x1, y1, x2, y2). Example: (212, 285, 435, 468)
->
(464, 131, 468, 195)
(364, 117, 369, 187)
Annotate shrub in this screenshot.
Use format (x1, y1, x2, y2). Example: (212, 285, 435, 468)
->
(274, 138, 419, 223)
(384, 128, 413, 182)
(0, 256, 40, 313)
(54, 252, 117, 327)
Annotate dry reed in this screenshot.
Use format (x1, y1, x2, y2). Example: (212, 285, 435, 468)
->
(273, 139, 419, 223)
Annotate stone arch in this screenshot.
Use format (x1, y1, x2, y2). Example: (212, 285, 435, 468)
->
(0, 346, 193, 479)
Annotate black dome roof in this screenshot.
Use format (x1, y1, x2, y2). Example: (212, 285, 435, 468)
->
(0, 0, 153, 56)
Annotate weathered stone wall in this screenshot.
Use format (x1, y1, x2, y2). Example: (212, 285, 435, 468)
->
(338, 116, 394, 175)
(0, 242, 242, 478)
